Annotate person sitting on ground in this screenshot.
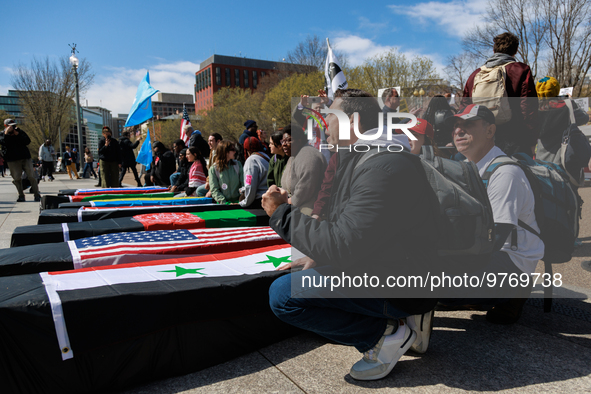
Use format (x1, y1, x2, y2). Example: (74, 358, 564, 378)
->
(169, 139, 186, 187)
(263, 89, 438, 381)
(208, 140, 243, 204)
(197, 132, 222, 198)
(187, 126, 211, 160)
(170, 148, 189, 194)
(267, 130, 289, 188)
(240, 136, 270, 209)
(280, 125, 327, 216)
(149, 141, 176, 187)
(184, 147, 207, 197)
(440, 104, 544, 324)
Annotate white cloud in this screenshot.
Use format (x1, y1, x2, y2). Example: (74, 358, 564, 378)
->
(389, 0, 487, 37)
(333, 35, 396, 66)
(85, 61, 201, 116)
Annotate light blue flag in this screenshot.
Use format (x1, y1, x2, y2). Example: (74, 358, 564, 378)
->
(136, 127, 153, 171)
(125, 72, 159, 127)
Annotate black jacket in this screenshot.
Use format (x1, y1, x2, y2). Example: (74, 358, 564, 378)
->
(174, 159, 191, 190)
(270, 150, 440, 315)
(188, 131, 210, 159)
(98, 136, 121, 163)
(118, 137, 140, 167)
(150, 141, 176, 187)
(0, 127, 31, 162)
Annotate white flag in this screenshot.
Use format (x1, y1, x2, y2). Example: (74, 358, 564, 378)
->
(324, 38, 348, 99)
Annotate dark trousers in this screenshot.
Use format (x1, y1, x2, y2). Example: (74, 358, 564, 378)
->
(119, 164, 141, 186)
(41, 161, 54, 179)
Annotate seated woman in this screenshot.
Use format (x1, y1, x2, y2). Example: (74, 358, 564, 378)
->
(280, 125, 327, 216)
(184, 147, 208, 196)
(240, 136, 270, 209)
(267, 130, 289, 188)
(208, 141, 243, 204)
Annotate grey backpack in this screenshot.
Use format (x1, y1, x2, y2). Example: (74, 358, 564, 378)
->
(356, 146, 495, 258)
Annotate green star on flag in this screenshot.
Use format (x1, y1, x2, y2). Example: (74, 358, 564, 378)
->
(159, 266, 206, 277)
(256, 255, 291, 268)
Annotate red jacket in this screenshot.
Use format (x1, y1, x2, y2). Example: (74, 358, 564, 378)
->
(462, 61, 539, 150)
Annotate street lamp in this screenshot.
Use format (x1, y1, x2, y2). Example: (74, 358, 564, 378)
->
(69, 44, 83, 167)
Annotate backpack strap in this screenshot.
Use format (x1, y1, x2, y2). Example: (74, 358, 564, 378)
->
(563, 99, 576, 124)
(482, 155, 542, 245)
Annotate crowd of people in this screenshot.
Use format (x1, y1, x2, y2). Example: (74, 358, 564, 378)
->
(1, 30, 590, 382)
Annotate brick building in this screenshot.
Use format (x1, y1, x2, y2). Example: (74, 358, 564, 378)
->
(194, 55, 314, 112)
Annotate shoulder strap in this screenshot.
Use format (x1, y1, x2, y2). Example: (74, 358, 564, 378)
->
(482, 155, 541, 238)
(564, 100, 576, 124)
(354, 149, 387, 171)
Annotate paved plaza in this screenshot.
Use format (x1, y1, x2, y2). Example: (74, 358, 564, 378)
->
(0, 173, 590, 393)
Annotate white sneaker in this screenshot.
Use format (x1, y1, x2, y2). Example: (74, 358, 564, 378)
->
(42, 176, 46, 182)
(406, 310, 434, 354)
(350, 319, 416, 381)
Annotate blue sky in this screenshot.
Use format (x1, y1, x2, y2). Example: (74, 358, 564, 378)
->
(2, 0, 487, 115)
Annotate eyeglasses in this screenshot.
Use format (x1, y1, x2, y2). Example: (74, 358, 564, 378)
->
(281, 138, 292, 145)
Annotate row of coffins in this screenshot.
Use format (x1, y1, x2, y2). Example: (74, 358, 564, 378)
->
(1, 188, 296, 393)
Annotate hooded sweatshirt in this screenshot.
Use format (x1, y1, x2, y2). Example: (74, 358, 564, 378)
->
(239, 152, 270, 208)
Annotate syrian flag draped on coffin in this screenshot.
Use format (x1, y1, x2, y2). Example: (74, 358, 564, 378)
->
(42, 244, 292, 360)
(0, 245, 298, 393)
(324, 38, 348, 99)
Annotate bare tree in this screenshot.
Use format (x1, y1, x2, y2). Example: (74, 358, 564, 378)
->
(285, 34, 348, 71)
(542, 0, 591, 96)
(445, 52, 479, 92)
(11, 56, 94, 150)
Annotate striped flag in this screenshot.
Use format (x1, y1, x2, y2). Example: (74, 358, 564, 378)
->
(180, 105, 191, 145)
(74, 186, 169, 196)
(68, 226, 284, 269)
(40, 244, 292, 360)
(324, 38, 348, 99)
(87, 196, 213, 208)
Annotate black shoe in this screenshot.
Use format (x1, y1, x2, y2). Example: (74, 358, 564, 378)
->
(16, 196, 25, 202)
(486, 298, 527, 324)
(94, 184, 101, 187)
(34, 195, 41, 202)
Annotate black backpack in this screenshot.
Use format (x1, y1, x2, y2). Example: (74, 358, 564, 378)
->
(357, 146, 495, 260)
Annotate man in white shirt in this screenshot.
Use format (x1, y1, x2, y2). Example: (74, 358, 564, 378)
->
(442, 104, 544, 324)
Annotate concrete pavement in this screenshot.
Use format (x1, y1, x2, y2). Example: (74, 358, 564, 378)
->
(0, 172, 590, 393)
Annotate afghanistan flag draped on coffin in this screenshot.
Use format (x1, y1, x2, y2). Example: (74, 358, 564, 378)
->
(0, 245, 296, 394)
(37, 202, 239, 224)
(12, 209, 270, 247)
(0, 226, 285, 276)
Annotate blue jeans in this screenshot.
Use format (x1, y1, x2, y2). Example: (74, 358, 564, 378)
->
(269, 268, 409, 352)
(196, 184, 208, 197)
(82, 162, 97, 178)
(170, 172, 180, 187)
